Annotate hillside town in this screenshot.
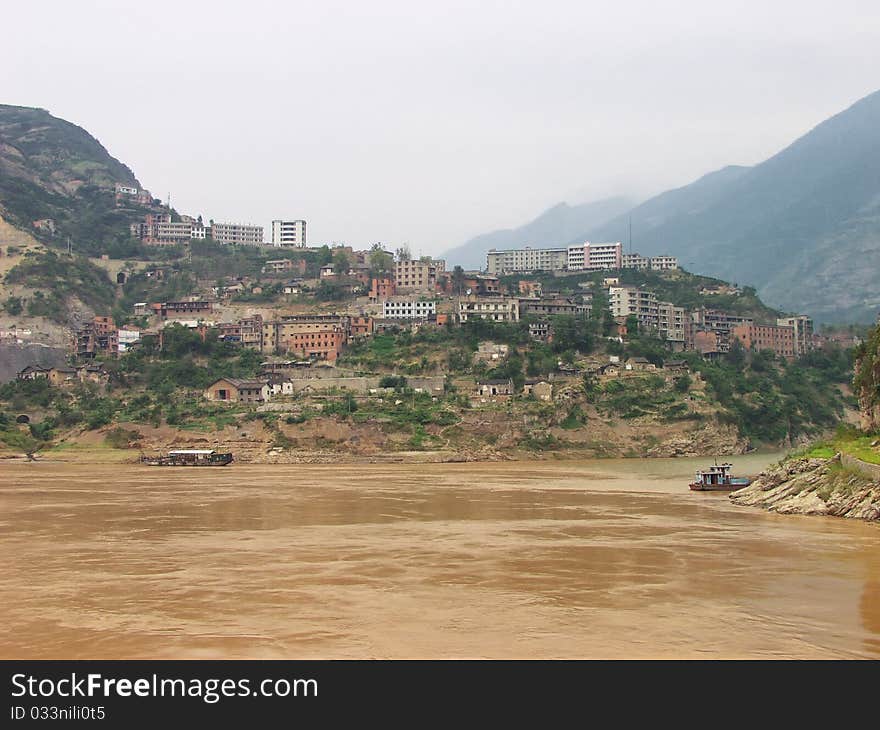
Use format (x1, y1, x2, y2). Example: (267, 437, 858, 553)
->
(9, 190, 831, 410)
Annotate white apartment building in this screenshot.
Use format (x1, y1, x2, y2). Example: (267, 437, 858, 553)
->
(486, 247, 568, 275)
(155, 221, 194, 242)
(609, 286, 659, 329)
(271, 220, 307, 247)
(458, 297, 520, 323)
(382, 299, 437, 319)
(649, 256, 679, 271)
(211, 222, 264, 246)
(394, 258, 446, 292)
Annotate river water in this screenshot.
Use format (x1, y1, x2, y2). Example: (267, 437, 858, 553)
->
(1, 453, 878, 659)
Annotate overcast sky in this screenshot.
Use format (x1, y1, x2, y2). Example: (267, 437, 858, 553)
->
(2, 0, 879, 255)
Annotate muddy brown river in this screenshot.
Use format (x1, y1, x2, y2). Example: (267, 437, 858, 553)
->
(1, 454, 878, 658)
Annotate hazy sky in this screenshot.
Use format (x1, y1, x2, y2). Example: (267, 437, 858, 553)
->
(3, 0, 879, 255)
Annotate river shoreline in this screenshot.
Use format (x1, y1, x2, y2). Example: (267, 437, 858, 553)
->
(730, 454, 880, 523)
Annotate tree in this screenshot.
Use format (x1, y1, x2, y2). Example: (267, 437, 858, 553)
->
(368, 244, 393, 275)
(333, 250, 350, 275)
(625, 314, 639, 336)
(395, 245, 411, 262)
(452, 265, 466, 296)
(3, 296, 23, 316)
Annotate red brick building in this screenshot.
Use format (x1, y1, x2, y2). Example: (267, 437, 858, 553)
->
(731, 323, 796, 359)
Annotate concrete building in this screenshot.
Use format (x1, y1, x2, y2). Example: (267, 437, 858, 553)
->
(566, 242, 622, 271)
(486, 247, 567, 275)
(732, 323, 796, 359)
(776, 315, 814, 356)
(210, 222, 264, 246)
(262, 314, 349, 361)
(649, 256, 679, 271)
(609, 287, 659, 330)
(658, 302, 688, 348)
(382, 299, 437, 319)
(691, 308, 753, 351)
(458, 297, 521, 323)
(621, 253, 650, 270)
(394, 258, 445, 292)
(271, 220, 307, 247)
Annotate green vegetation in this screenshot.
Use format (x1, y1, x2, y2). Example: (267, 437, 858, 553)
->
(5, 251, 116, 321)
(803, 425, 880, 465)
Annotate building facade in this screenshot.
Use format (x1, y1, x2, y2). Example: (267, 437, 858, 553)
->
(486, 247, 567, 275)
(394, 259, 445, 292)
(382, 299, 437, 319)
(210, 222, 264, 246)
(458, 297, 520, 323)
(271, 220, 307, 247)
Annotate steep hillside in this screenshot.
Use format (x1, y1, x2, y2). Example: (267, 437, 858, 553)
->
(444, 197, 634, 270)
(584, 89, 880, 322)
(0, 104, 149, 255)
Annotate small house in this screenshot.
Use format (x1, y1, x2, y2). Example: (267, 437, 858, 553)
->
(204, 377, 271, 404)
(522, 379, 553, 401)
(476, 379, 514, 397)
(625, 357, 655, 372)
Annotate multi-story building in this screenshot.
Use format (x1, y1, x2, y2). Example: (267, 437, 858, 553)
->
(155, 301, 214, 320)
(776, 316, 814, 356)
(520, 298, 580, 317)
(486, 247, 567, 275)
(608, 287, 659, 330)
(458, 297, 520, 323)
(394, 258, 445, 292)
(369, 277, 396, 302)
(658, 302, 688, 348)
(691, 308, 753, 351)
(566, 242, 623, 271)
(74, 316, 118, 359)
(210, 222, 264, 246)
(271, 220, 307, 247)
(731, 323, 796, 359)
(261, 314, 349, 361)
(382, 299, 437, 319)
(621, 253, 650, 270)
(218, 315, 264, 348)
(649, 256, 678, 271)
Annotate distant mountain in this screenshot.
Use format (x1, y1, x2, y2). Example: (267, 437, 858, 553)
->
(0, 104, 148, 254)
(582, 89, 880, 323)
(443, 196, 634, 270)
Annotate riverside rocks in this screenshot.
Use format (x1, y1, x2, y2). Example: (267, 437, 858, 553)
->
(730, 455, 880, 522)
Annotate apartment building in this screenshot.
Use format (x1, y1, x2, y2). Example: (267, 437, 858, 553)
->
(74, 316, 118, 359)
(658, 302, 688, 348)
(621, 253, 649, 270)
(609, 287, 659, 329)
(691, 308, 753, 351)
(261, 314, 349, 360)
(486, 247, 567, 275)
(776, 315, 814, 356)
(382, 299, 437, 319)
(520, 298, 580, 317)
(731, 323, 796, 359)
(271, 220, 307, 247)
(394, 258, 445, 292)
(458, 297, 520, 323)
(649, 256, 679, 271)
(211, 222, 264, 246)
(566, 242, 623, 271)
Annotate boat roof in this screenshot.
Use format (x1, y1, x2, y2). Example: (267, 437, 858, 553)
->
(168, 449, 215, 455)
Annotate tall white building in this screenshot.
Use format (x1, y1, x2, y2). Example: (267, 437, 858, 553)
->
(271, 220, 307, 247)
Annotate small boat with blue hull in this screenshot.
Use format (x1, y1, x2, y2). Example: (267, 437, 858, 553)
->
(141, 449, 234, 467)
(689, 462, 750, 491)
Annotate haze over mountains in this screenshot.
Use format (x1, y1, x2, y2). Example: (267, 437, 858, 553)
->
(446, 88, 880, 323)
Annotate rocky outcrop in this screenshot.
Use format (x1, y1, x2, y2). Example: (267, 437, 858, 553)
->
(730, 455, 880, 521)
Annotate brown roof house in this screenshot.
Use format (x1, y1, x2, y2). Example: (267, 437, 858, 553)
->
(204, 378, 271, 404)
(625, 357, 656, 372)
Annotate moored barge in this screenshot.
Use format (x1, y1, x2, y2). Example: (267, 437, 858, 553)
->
(141, 449, 233, 467)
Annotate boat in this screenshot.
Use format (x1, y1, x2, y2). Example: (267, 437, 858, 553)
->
(689, 462, 750, 491)
(140, 449, 234, 467)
